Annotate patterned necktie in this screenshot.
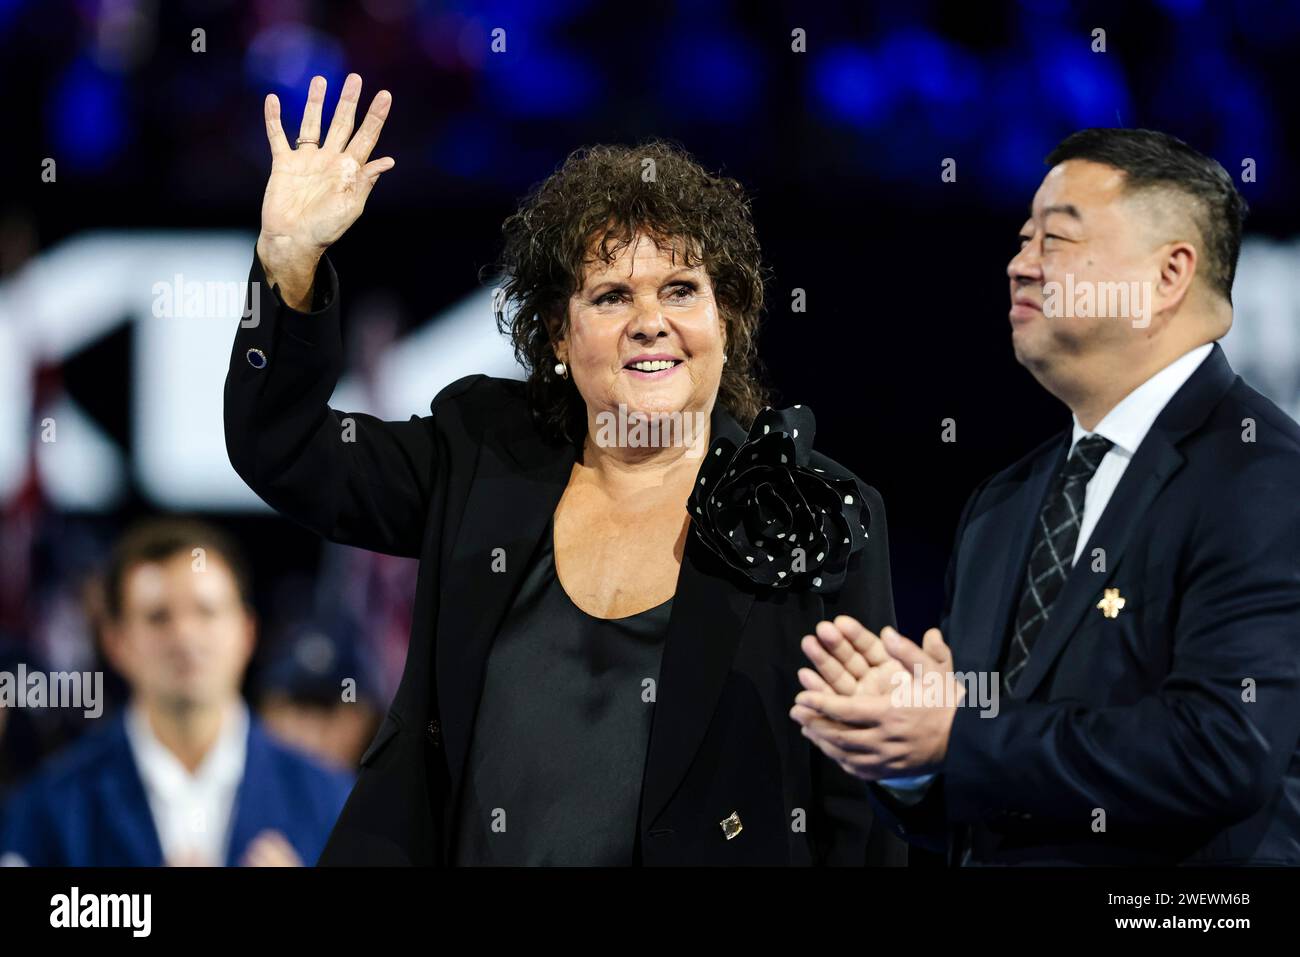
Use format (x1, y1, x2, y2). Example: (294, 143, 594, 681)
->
(1001, 434, 1112, 694)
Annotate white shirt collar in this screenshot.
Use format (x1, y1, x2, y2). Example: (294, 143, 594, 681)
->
(1070, 343, 1214, 455)
(124, 698, 249, 800)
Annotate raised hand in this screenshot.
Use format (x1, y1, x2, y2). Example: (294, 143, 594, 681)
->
(257, 73, 395, 309)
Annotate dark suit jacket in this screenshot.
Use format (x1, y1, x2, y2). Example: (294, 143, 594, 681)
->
(870, 344, 1300, 865)
(224, 252, 907, 866)
(0, 713, 353, 866)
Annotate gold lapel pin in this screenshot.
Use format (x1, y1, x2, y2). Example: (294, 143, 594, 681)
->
(1097, 587, 1126, 619)
(720, 811, 743, 840)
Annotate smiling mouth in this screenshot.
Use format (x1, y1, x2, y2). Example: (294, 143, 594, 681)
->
(624, 361, 686, 371)
(623, 358, 684, 378)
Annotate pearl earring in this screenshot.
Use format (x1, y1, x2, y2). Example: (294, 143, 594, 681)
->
(554, 361, 567, 378)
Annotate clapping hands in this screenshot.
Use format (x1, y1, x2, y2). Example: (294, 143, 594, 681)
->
(790, 616, 963, 781)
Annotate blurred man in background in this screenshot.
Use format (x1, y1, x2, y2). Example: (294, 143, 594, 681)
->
(0, 518, 352, 866)
(254, 622, 382, 770)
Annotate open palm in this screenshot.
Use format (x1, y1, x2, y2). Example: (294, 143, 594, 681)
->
(260, 73, 394, 252)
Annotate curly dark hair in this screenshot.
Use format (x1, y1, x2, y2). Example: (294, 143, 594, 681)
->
(489, 140, 771, 446)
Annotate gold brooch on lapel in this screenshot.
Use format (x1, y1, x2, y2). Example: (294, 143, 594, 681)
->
(719, 811, 743, 840)
(1097, 588, 1126, 619)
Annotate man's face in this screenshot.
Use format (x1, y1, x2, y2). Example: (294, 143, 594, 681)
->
(558, 231, 726, 429)
(1006, 159, 1160, 374)
(106, 554, 254, 711)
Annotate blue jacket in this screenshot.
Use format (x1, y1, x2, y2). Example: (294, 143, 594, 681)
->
(0, 712, 353, 866)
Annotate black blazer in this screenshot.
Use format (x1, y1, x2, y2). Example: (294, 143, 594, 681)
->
(871, 344, 1300, 865)
(225, 252, 907, 866)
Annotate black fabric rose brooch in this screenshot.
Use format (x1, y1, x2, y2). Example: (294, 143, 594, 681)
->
(687, 405, 871, 593)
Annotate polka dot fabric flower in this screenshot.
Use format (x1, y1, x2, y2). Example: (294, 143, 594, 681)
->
(688, 405, 871, 593)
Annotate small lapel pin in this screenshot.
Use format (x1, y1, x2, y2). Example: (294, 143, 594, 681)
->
(720, 811, 743, 840)
(1097, 587, 1126, 619)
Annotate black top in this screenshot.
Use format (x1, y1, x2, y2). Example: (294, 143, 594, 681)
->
(452, 515, 672, 865)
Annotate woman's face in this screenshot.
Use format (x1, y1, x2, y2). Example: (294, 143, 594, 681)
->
(557, 232, 726, 436)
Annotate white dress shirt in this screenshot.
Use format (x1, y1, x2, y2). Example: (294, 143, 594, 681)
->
(1067, 343, 1213, 564)
(879, 343, 1214, 798)
(124, 699, 249, 866)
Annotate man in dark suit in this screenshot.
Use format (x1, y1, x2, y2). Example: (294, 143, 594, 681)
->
(791, 128, 1300, 864)
(0, 519, 352, 866)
